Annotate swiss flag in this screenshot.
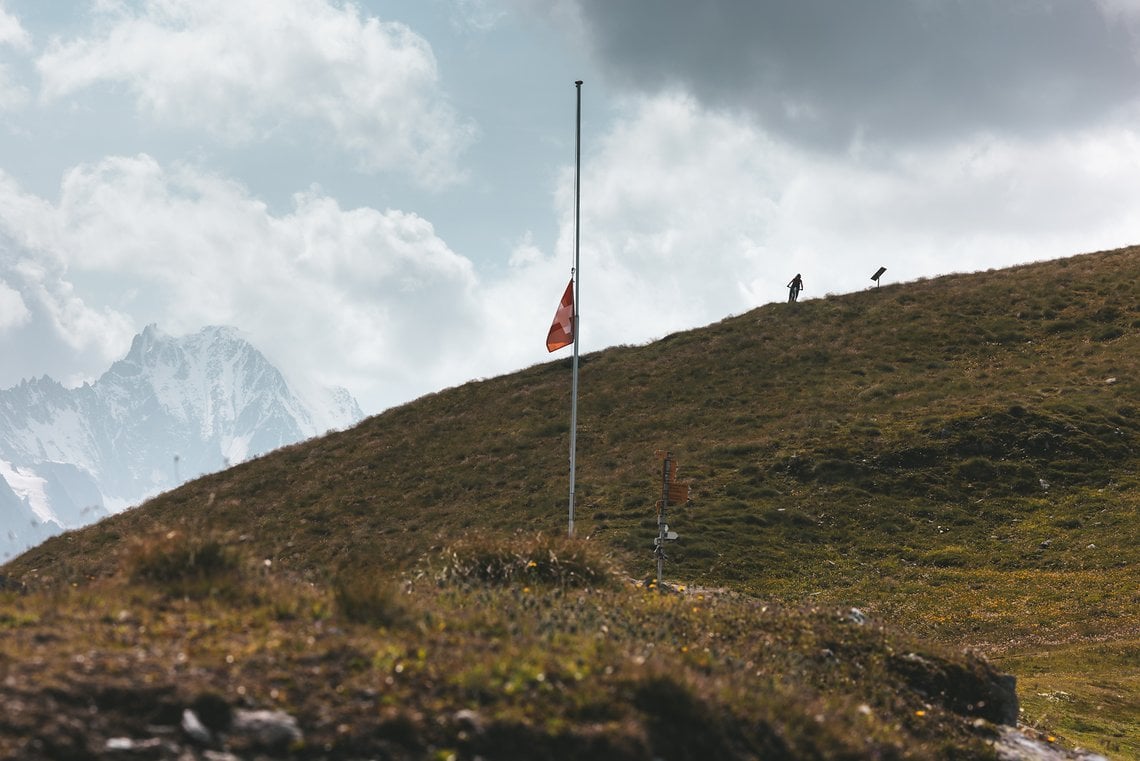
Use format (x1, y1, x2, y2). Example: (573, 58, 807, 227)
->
(546, 279, 575, 352)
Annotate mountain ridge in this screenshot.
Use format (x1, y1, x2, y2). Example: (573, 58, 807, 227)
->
(0, 324, 362, 560)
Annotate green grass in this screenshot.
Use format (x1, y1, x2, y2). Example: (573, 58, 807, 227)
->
(1005, 641, 1140, 759)
(4, 244, 1140, 758)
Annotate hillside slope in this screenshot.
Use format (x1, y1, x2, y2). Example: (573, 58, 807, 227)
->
(5, 245, 1138, 758)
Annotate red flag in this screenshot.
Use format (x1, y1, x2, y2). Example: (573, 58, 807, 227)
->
(546, 279, 574, 352)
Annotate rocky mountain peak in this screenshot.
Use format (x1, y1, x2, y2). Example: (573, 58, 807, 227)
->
(0, 325, 363, 561)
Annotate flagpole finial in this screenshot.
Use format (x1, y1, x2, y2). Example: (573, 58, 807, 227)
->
(575, 80, 583, 86)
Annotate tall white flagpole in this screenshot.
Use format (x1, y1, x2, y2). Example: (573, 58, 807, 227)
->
(568, 80, 582, 538)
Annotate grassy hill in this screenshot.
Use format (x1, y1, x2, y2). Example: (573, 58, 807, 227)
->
(3, 245, 1138, 759)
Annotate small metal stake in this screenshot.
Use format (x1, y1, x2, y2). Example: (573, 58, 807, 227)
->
(657, 452, 671, 590)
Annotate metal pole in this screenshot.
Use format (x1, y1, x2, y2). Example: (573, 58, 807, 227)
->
(568, 80, 583, 538)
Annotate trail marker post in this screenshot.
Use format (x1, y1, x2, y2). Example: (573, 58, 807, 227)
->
(654, 450, 690, 590)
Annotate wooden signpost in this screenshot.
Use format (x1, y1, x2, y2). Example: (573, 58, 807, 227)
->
(654, 450, 691, 590)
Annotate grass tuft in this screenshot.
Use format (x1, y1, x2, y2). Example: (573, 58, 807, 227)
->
(126, 529, 242, 598)
(432, 533, 620, 589)
(332, 571, 410, 627)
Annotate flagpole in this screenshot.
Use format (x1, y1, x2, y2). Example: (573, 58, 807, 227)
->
(568, 80, 582, 538)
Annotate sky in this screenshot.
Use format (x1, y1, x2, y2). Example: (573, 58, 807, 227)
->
(3, 0, 1140, 417)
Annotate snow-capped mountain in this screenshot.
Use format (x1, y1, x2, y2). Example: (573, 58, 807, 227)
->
(0, 325, 363, 561)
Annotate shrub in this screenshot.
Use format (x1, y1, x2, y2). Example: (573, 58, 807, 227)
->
(1092, 306, 1120, 323)
(954, 457, 998, 483)
(922, 545, 971, 568)
(332, 572, 409, 627)
(432, 533, 620, 588)
(1045, 319, 1084, 334)
(127, 530, 242, 598)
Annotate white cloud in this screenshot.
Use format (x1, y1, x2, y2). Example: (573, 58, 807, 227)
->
(0, 169, 135, 364)
(5, 89, 1140, 413)
(768, 128, 1140, 291)
(0, 3, 31, 110)
(453, 92, 789, 380)
(13, 258, 136, 357)
(0, 64, 26, 110)
(36, 0, 475, 187)
(0, 155, 482, 410)
(0, 5, 30, 50)
(579, 93, 784, 323)
(413, 92, 1140, 389)
(0, 278, 29, 329)
(1096, 0, 1140, 21)
(538, 93, 1140, 328)
(448, 0, 507, 32)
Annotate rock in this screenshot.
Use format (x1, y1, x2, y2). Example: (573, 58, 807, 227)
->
(181, 708, 213, 746)
(889, 651, 1019, 726)
(453, 709, 484, 735)
(846, 607, 868, 625)
(230, 708, 303, 750)
(994, 726, 1111, 761)
(190, 693, 232, 734)
(103, 736, 166, 757)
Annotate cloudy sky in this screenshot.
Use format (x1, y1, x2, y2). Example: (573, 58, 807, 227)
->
(3, 0, 1140, 416)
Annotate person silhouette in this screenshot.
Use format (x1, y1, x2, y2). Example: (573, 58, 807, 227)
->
(787, 273, 803, 303)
